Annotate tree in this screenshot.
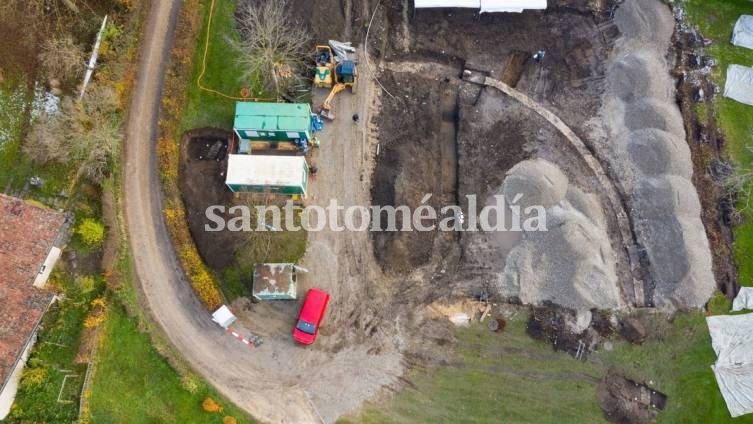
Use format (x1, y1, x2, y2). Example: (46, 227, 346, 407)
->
(76, 218, 105, 247)
(23, 84, 123, 184)
(231, 0, 310, 96)
(38, 35, 86, 82)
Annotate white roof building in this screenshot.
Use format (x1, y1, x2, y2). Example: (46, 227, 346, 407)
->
(225, 154, 309, 196)
(414, 0, 546, 13)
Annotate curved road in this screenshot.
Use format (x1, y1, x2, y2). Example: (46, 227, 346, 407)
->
(123, 1, 318, 422)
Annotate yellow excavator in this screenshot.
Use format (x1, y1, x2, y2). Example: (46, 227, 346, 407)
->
(319, 60, 358, 120)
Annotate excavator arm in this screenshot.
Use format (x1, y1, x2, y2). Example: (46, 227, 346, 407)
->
(322, 83, 346, 111)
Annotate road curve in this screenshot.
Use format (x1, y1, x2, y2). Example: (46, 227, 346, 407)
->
(122, 1, 318, 422)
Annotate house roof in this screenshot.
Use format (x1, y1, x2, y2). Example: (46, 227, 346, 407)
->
(0, 194, 65, 389)
(234, 102, 312, 133)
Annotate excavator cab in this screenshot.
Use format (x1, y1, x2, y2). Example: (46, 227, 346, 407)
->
(335, 60, 357, 92)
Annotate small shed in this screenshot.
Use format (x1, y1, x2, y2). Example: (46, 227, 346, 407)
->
(225, 154, 309, 195)
(252, 263, 298, 301)
(234, 102, 313, 143)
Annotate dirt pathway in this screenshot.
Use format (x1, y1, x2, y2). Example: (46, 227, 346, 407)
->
(122, 1, 320, 422)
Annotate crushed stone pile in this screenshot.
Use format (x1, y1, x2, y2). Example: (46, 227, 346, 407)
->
(594, 0, 714, 308)
(498, 159, 624, 311)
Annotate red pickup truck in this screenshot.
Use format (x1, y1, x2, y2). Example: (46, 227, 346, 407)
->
(293, 288, 331, 345)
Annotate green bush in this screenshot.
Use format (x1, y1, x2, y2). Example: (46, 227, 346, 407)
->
(706, 291, 731, 316)
(76, 218, 105, 247)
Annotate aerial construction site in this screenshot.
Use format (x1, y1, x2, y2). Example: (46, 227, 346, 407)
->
(169, 0, 740, 421)
(3, 0, 752, 422)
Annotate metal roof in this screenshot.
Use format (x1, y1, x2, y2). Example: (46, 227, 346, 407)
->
(225, 154, 308, 188)
(253, 263, 297, 300)
(234, 102, 312, 132)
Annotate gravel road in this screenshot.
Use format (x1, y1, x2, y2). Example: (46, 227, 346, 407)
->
(122, 1, 320, 422)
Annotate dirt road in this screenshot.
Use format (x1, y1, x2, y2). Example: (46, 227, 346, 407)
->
(122, 1, 320, 422)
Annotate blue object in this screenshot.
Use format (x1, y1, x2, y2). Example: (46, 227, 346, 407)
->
(311, 114, 324, 132)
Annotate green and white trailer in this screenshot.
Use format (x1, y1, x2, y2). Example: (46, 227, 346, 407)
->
(233, 102, 313, 144)
(225, 154, 309, 196)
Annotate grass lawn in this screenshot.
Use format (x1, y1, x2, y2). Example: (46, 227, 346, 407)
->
(88, 304, 254, 423)
(180, 0, 248, 132)
(343, 311, 753, 423)
(681, 0, 753, 285)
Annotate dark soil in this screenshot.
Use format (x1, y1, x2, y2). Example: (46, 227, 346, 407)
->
(597, 367, 667, 424)
(179, 128, 239, 270)
(370, 2, 622, 285)
(526, 302, 593, 358)
(671, 9, 739, 299)
(370, 71, 458, 273)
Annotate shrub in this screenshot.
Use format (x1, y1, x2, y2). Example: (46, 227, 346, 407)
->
(76, 218, 106, 247)
(223, 417, 237, 424)
(20, 367, 47, 389)
(84, 297, 107, 328)
(180, 374, 200, 394)
(76, 275, 97, 293)
(707, 291, 731, 315)
(202, 397, 223, 413)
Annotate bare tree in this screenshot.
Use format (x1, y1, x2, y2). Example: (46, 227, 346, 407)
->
(38, 35, 86, 82)
(24, 111, 70, 164)
(231, 0, 310, 96)
(23, 84, 122, 183)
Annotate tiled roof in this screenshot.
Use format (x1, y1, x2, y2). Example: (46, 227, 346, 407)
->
(0, 194, 65, 389)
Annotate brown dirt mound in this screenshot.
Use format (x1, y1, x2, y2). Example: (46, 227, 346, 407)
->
(597, 367, 667, 424)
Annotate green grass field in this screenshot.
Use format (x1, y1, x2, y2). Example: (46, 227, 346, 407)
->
(87, 305, 254, 423)
(681, 0, 753, 286)
(343, 311, 753, 423)
(180, 0, 247, 132)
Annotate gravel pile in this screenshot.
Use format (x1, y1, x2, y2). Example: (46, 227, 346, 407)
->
(596, 0, 714, 308)
(498, 159, 623, 310)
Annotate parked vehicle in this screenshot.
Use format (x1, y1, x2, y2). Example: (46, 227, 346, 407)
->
(293, 288, 331, 345)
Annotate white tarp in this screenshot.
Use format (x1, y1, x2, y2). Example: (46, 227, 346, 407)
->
(733, 15, 753, 50)
(414, 0, 546, 11)
(734, 287, 753, 312)
(480, 0, 547, 13)
(707, 314, 753, 417)
(414, 0, 478, 7)
(724, 65, 753, 106)
(211, 305, 237, 329)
